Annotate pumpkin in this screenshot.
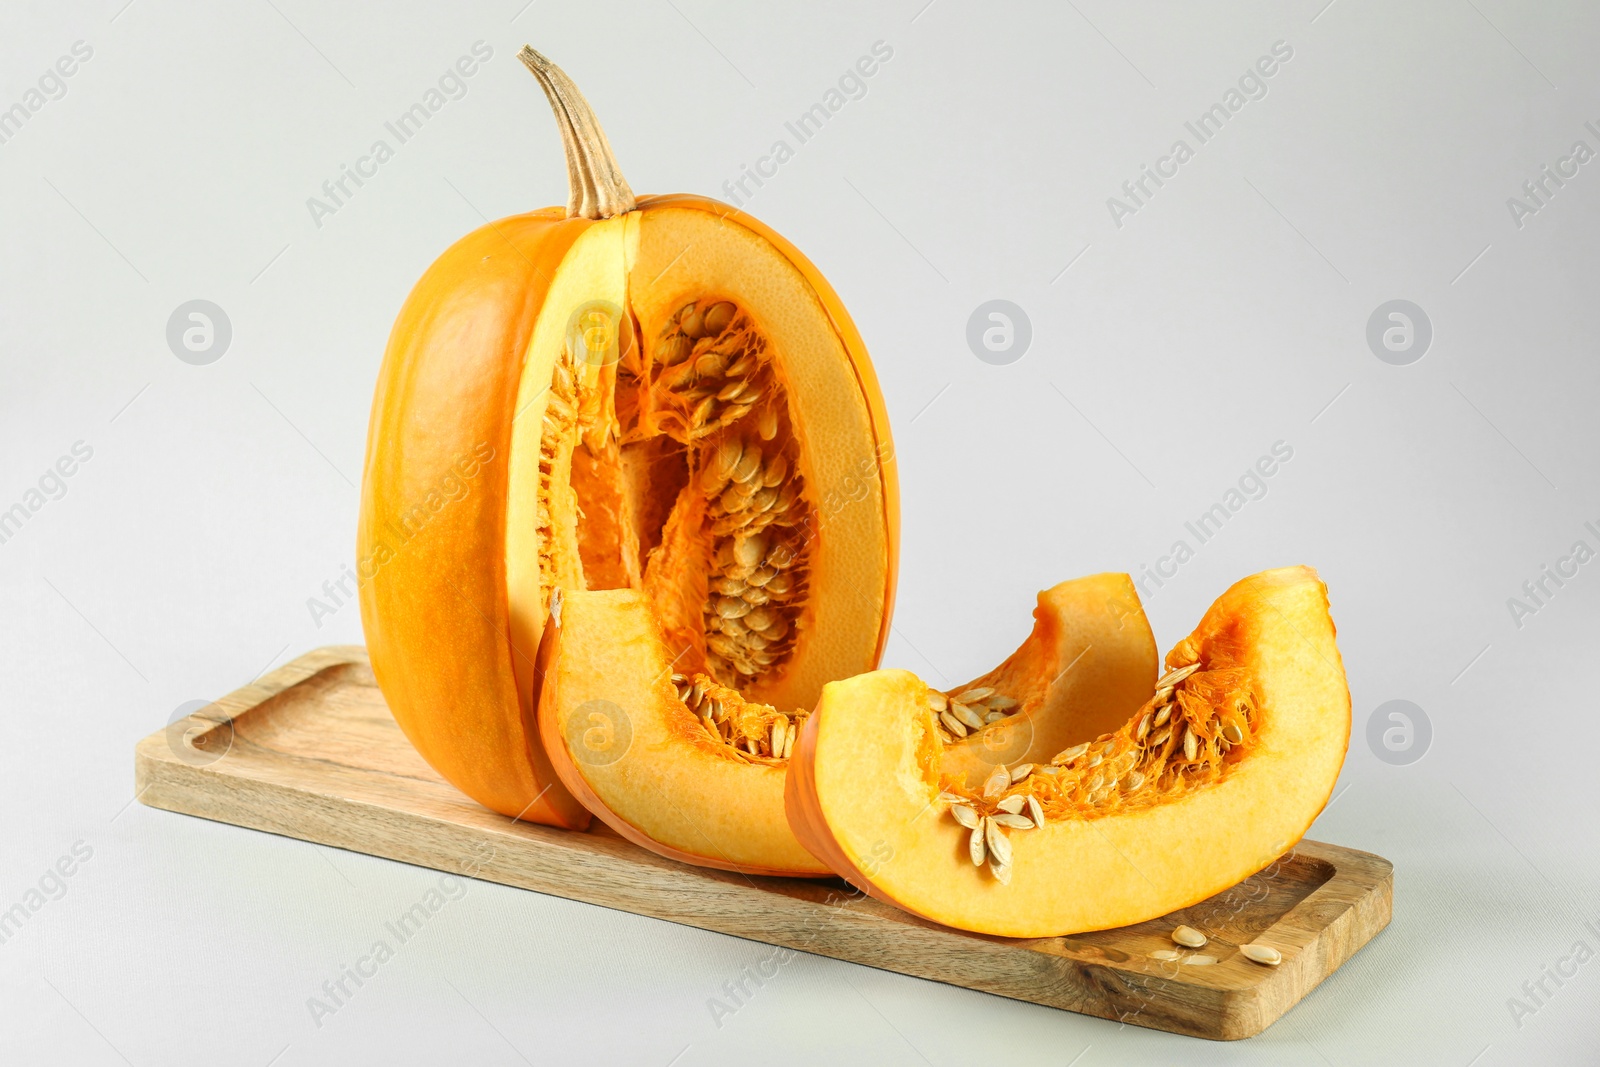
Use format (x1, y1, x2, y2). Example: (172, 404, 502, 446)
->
(357, 48, 897, 829)
(534, 574, 1153, 874)
(784, 567, 1351, 937)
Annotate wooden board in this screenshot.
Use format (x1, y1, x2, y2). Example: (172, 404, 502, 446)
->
(134, 646, 1391, 1041)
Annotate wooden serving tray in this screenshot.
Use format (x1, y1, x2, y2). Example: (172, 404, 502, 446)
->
(134, 646, 1391, 1041)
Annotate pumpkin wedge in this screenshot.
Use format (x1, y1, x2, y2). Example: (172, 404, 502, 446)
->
(785, 566, 1350, 936)
(358, 49, 896, 828)
(537, 574, 1156, 875)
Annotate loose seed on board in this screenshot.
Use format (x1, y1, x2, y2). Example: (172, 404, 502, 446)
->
(1185, 955, 1218, 966)
(996, 796, 1026, 815)
(1241, 944, 1282, 966)
(1150, 949, 1181, 962)
(951, 804, 980, 830)
(1172, 925, 1208, 949)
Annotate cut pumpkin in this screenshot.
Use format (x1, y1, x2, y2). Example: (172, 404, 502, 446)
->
(785, 567, 1351, 937)
(357, 49, 895, 827)
(536, 573, 1157, 875)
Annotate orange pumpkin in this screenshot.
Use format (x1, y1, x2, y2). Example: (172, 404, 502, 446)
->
(785, 567, 1351, 936)
(357, 48, 897, 829)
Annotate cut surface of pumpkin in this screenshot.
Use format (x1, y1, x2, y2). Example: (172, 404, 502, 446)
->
(537, 587, 828, 874)
(785, 567, 1350, 937)
(358, 49, 895, 827)
(536, 573, 1154, 876)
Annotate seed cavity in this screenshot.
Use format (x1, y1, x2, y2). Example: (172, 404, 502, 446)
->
(675, 671, 804, 764)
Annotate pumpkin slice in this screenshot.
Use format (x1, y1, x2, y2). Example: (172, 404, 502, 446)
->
(934, 573, 1157, 790)
(358, 49, 895, 827)
(785, 566, 1350, 936)
(537, 574, 1156, 875)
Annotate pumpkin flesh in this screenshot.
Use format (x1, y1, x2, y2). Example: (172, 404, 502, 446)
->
(785, 566, 1351, 937)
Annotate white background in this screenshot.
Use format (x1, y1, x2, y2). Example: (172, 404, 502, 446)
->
(3, 0, 1598, 1063)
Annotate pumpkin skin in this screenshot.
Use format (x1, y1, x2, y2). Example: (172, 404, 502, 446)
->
(357, 52, 896, 829)
(785, 567, 1350, 937)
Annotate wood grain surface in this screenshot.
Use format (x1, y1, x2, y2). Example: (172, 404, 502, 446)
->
(134, 646, 1392, 1040)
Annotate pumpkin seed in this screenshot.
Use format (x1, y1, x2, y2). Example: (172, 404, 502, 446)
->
(1150, 949, 1180, 962)
(969, 824, 987, 865)
(1156, 663, 1201, 689)
(1172, 925, 1207, 948)
(1053, 743, 1089, 765)
(991, 813, 1034, 830)
(702, 301, 736, 335)
(1222, 723, 1245, 745)
(1185, 955, 1218, 966)
(1240, 944, 1282, 967)
(940, 711, 968, 738)
(1009, 763, 1034, 783)
(987, 695, 1019, 711)
(956, 687, 995, 703)
(982, 764, 1011, 798)
(989, 859, 1012, 885)
(985, 820, 1013, 866)
(1183, 726, 1199, 762)
(950, 702, 985, 730)
(1026, 795, 1045, 828)
(951, 804, 980, 829)
(1153, 704, 1173, 728)
(996, 795, 1026, 815)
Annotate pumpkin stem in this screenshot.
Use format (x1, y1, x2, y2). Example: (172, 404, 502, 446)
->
(518, 46, 637, 220)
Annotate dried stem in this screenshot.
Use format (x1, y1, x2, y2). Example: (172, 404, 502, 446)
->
(518, 46, 637, 220)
